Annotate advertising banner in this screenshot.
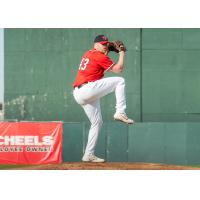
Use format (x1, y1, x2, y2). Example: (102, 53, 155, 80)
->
(0, 122, 62, 164)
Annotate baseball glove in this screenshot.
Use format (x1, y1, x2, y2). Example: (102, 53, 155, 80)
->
(108, 40, 127, 53)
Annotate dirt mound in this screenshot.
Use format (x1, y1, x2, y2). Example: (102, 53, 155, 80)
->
(10, 162, 200, 170)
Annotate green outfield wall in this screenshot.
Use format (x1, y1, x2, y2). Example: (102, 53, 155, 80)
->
(63, 122, 200, 165)
(4, 28, 141, 122)
(142, 29, 200, 122)
(4, 29, 200, 164)
(4, 28, 200, 122)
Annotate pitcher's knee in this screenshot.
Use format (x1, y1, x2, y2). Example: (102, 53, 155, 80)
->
(117, 77, 125, 85)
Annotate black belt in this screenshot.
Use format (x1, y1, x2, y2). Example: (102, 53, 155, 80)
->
(77, 82, 88, 89)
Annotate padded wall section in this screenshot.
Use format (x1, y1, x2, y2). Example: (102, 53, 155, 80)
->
(63, 122, 200, 165)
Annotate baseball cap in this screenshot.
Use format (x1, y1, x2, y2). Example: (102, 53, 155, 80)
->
(94, 35, 109, 44)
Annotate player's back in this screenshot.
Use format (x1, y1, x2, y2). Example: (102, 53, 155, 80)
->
(73, 48, 108, 87)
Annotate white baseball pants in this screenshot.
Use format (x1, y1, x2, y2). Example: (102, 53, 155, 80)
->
(73, 77, 126, 156)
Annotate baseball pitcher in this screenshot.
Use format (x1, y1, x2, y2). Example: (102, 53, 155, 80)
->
(73, 35, 134, 163)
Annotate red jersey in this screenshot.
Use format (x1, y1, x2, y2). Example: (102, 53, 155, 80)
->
(73, 48, 114, 88)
